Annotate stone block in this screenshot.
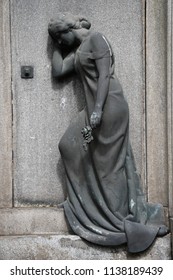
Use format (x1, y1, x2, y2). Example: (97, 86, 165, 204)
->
(0, 208, 70, 235)
(0, 234, 171, 260)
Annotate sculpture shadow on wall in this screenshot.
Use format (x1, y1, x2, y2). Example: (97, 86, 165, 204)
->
(47, 35, 85, 199)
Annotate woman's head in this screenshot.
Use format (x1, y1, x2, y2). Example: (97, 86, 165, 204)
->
(48, 13, 91, 46)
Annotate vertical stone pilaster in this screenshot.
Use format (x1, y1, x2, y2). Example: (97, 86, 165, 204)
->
(146, 0, 168, 205)
(0, 0, 12, 207)
(167, 2, 173, 259)
(167, 0, 173, 219)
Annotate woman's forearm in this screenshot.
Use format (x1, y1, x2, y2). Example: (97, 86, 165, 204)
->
(52, 49, 75, 78)
(90, 75, 109, 128)
(52, 49, 63, 77)
(94, 75, 110, 111)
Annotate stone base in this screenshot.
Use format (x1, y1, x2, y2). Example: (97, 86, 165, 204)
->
(0, 208, 70, 235)
(0, 234, 171, 260)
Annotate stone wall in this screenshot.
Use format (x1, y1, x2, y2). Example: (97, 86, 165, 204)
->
(0, 0, 172, 260)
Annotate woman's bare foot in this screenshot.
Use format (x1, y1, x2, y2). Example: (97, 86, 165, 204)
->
(157, 225, 169, 236)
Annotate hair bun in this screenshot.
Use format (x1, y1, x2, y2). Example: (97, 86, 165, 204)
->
(48, 13, 91, 35)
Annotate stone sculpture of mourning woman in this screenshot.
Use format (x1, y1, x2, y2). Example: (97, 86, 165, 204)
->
(48, 13, 168, 253)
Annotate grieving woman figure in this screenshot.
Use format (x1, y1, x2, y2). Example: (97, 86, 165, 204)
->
(48, 13, 168, 253)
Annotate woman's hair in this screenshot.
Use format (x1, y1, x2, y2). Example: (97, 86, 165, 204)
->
(48, 13, 91, 37)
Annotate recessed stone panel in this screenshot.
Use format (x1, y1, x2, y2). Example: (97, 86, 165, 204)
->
(11, 0, 145, 206)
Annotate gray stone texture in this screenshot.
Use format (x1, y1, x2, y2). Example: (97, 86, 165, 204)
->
(146, 0, 168, 205)
(0, 0, 171, 260)
(11, 0, 146, 206)
(0, 234, 171, 260)
(167, 0, 173, 216)
(0, 0, 12, 207)
(0, 208, 70, 236)
(170, 218, 173, 259)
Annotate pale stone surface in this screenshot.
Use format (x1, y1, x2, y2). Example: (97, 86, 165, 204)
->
(146, 0, 168, 205)
(0, 0, 12, 207)
(0, 208, 70, 236)
(0, 234, 171, 260)
(170, 218, 173, 259)
(11, 0, 146, 206)
(167, 0, 173, 216)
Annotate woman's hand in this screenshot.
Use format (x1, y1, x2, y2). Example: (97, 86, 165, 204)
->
(90, 108, 103, 128)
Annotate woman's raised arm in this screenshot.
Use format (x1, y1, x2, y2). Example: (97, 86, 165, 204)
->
(52, 48, 75, 78)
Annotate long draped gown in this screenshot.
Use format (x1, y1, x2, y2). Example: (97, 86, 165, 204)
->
(59, 32, 165, 253)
